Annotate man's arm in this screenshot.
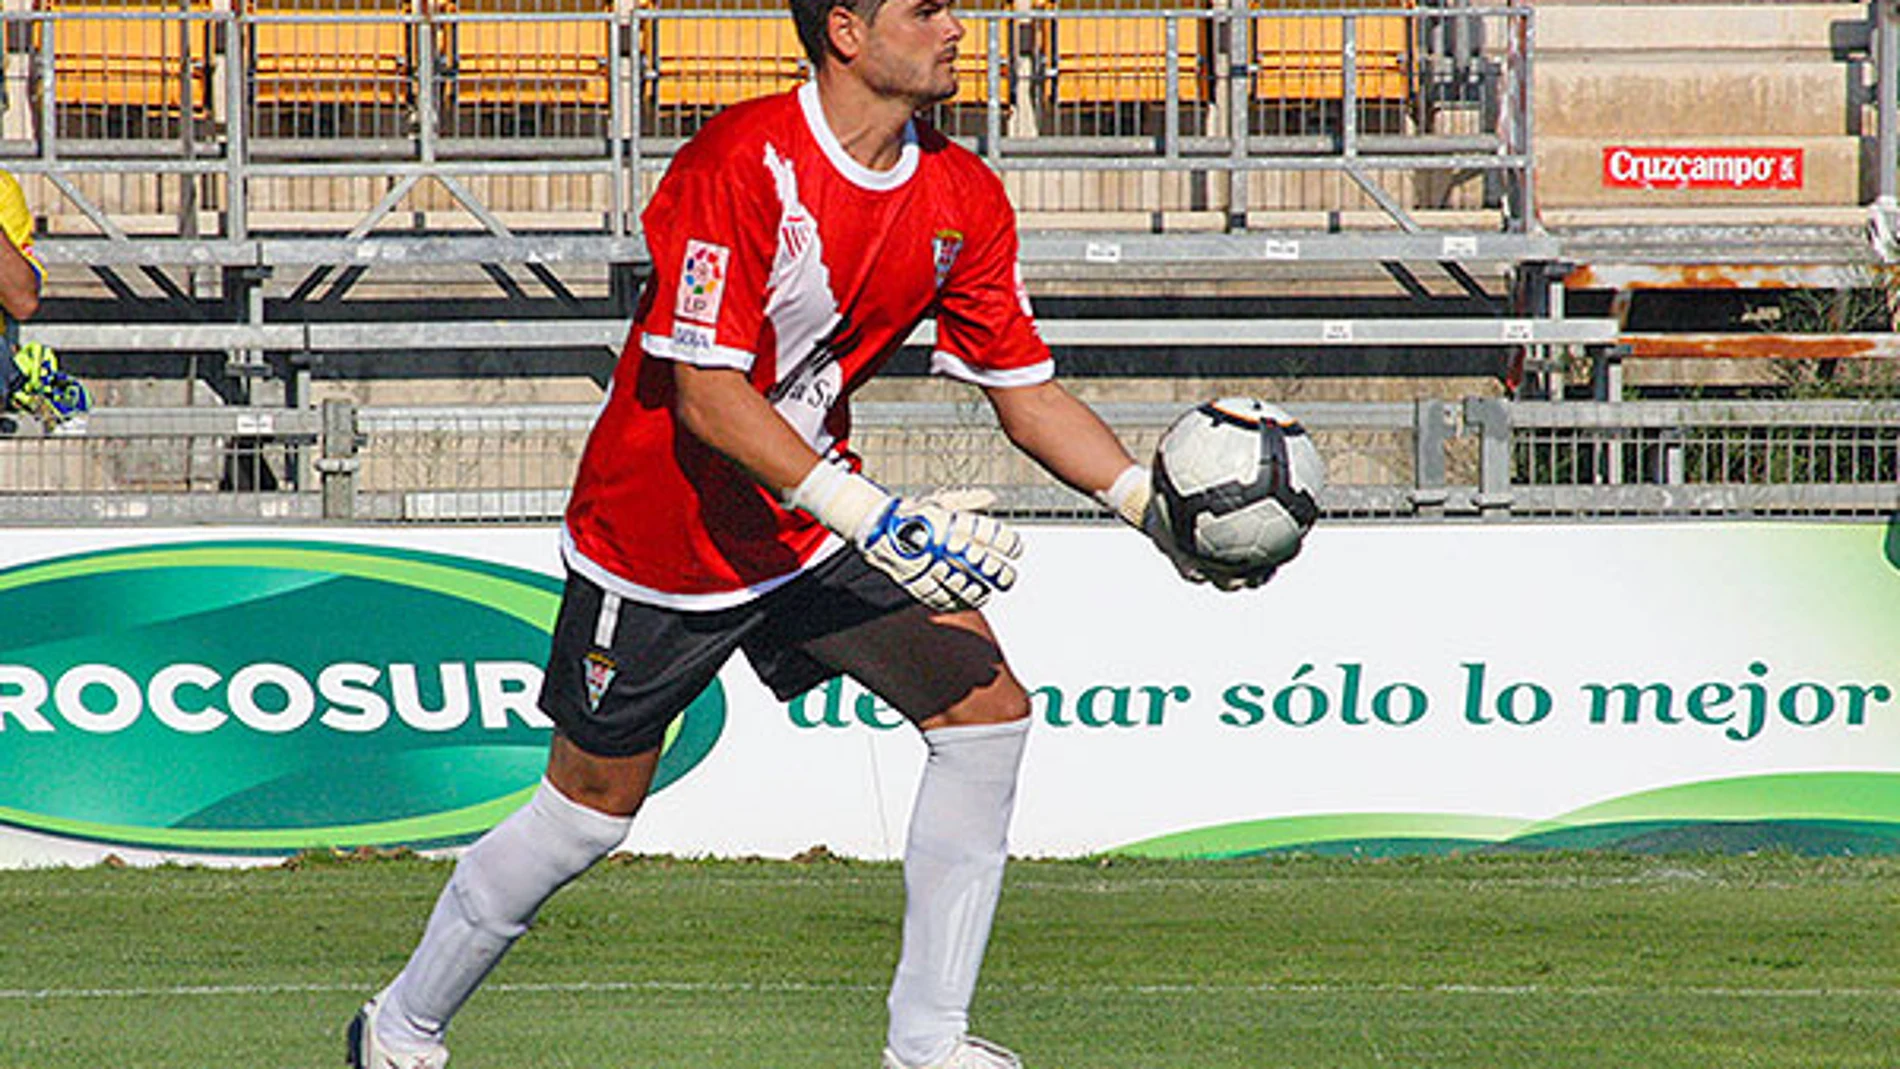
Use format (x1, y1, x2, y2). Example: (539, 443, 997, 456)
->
(0, 234, 40, 323)
(673, 361, 1021, 611)
(988, 378, 1244, 587)
(0, 172, 41, 324)
(672, 362, 822, 494)
(983, 379, 1137, 497)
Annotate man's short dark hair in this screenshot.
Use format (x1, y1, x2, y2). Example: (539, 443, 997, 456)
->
(789, 0, 887, 68)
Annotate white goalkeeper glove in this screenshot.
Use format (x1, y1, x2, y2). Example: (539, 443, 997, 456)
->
(785, 462, 1022, 613)
(1097, 464, 1273, 591)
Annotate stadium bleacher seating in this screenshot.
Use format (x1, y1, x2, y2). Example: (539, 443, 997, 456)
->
(1251, 0, 1411, 104)
(1049, 0, 1209, 106)
(639, 0, 1019, 113)
(29, 0, 1414, 141)
(38, 0, 212, 119)
(12, 0, 1873, 421)
(949, 0, 1017, 108)
(642, 0, 806, 113)
(247, 0, 413, 113)
(444, 0, 612, 115)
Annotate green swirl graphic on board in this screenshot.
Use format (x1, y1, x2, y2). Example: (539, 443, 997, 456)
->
(0, 541, 725, 853)
(1114, 773, 1900, 858)
(1886, 508, 1900, 571)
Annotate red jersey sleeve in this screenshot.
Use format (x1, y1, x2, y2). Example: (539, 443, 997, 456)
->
(929, 174, 1054, 388)
(638, 140, 776, 372)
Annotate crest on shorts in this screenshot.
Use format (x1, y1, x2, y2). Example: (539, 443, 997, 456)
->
(583, 650, 617, 711)
(932, 229, 963, 289)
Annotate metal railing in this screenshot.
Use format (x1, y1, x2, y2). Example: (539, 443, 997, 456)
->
(1488, 399, 1900, 517)
(4, 1, 1534, 246)
(0, 399, 1891, 524)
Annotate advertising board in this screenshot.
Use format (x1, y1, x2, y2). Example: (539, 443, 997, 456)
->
(0, 522, 1894, 866)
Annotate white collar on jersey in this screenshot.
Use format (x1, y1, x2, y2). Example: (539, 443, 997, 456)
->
(797, 80, 920, 192)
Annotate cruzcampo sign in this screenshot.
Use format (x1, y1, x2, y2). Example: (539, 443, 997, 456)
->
(0, 541, 723, 855)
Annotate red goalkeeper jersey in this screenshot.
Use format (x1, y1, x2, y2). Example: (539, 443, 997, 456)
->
(563, 83, 1053, 609)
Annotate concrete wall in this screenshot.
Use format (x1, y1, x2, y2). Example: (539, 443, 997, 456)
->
(1534, 2, 1875, 213)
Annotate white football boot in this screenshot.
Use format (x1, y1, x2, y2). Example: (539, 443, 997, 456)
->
(882, 1035, 1023, 1069)
(346, 995, 449, 1069)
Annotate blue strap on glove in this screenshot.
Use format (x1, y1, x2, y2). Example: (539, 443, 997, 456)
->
(857, 490, 1021, 612)
(786, 463, 1022, 613)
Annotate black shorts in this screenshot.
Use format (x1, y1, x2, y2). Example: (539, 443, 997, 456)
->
(537, 550, 920, 757)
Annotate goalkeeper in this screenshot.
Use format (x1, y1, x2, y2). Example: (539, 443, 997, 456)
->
(349, 2, 1204, 1068)
(0, 170, 85, 426)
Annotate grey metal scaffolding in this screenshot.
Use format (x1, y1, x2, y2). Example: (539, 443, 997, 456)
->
(13, 2, 1590, 384)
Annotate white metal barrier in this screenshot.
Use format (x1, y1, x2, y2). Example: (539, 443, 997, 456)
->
(0, 399, 1890, 523)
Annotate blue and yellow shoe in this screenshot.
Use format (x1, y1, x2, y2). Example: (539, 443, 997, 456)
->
(8, 342, 89, 427)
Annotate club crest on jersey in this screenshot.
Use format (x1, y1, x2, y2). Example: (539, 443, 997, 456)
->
(583, 650, 617, 711)
(677, 239, 730, 325)
(932, 230, 964, 290)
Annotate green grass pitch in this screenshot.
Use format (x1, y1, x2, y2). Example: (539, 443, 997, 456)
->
(3, 851, 1898, 1068)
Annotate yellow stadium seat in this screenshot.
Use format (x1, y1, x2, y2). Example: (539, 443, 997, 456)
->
(639, 1, 1009, 113)
(38, 0, 213, 116)
(643, 1, 805, 111)
(446, 0, 611, 110)
(1253, 3, 1411, 103)
(248, 0, 413, 109)
(948, 0, 1017, 106)
(1050, 0, 1208, 106)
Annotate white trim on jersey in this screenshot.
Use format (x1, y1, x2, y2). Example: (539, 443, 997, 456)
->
(642, 329, 756, 372)
(561, 523, 850, 611)
(798, 81, 919, 192)
(930, 350, 1055, 388)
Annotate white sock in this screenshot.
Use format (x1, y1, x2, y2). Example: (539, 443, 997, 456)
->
(886, 718, 1030, 1067)
(376, 778, 631, 1051)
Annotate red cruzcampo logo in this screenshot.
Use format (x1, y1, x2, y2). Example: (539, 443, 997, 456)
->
(1602, 146, 1803, 190)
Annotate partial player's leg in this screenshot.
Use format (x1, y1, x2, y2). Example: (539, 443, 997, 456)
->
(880, 710, 1029, 1069)
(351, 571, 747, 1069)
(828, 610, 1029, 1069)
(352, 757, 639, 1069)
(753, 563, 1031, 1069)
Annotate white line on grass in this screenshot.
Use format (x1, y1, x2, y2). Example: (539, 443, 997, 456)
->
(4, 980, 1898, 1002)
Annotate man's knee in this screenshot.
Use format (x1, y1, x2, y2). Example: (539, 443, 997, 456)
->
(544, 734, 659, 817)
(924, 671, 1029, 731)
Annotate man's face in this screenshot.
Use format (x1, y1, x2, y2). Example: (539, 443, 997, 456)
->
(850, 0, 965, 108)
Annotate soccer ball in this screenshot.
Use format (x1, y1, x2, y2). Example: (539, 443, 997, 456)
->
(1151, 397, 1325, 577)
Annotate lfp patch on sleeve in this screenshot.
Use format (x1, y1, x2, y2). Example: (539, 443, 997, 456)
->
(677, 239, 731, 325)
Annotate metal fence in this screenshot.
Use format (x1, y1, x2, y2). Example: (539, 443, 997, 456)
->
(0, 399, 1891, 524)
(6, 0, 1532, 242)
(1495, 400, 1900, 517)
